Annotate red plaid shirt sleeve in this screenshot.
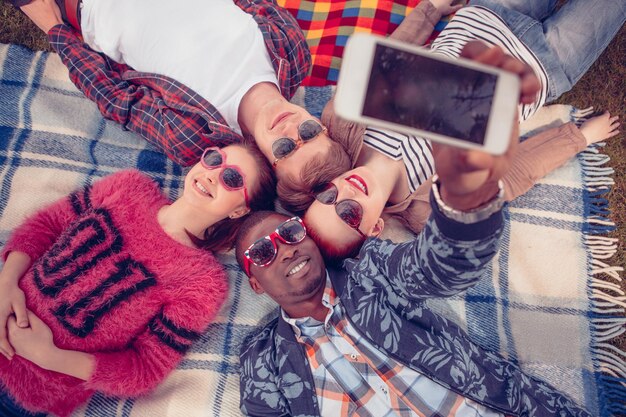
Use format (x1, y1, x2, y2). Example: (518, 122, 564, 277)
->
(47, 24, 240, 166)
(236, 0, 311, 99)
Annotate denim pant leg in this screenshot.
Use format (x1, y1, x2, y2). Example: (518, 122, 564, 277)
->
(479, 0, 557, 21)
(470, 0, 571, 102)
(543, 0, 626, 89)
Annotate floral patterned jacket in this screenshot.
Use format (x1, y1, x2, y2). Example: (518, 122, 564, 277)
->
(239, 198, 591, 417)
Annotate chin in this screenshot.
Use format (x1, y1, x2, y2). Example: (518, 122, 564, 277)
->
(299, 272, 325, 297)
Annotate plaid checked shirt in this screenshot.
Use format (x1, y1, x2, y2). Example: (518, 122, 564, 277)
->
(47, 0, 311, 166)
(283, 276, 504, 417)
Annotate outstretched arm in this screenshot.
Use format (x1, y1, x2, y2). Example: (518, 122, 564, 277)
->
(367, 42, 540, 298)
(504, 111, 620, 201)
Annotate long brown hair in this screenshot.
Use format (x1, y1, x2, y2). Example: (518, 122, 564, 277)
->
(193, 143, 277, 252)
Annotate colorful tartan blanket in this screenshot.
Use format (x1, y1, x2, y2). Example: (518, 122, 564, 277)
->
(276, 0, 454, 85)
(0, 42, 623, 417)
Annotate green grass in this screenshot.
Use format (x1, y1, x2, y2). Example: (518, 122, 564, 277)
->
(1, 1, 624, 351)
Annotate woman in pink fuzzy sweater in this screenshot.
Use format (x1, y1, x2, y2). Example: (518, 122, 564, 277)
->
(0, 144, 276, 417)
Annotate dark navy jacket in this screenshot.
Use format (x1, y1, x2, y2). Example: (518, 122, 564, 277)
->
(239, 198, 591, 417)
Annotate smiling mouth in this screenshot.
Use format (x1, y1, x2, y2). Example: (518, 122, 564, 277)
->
(194, 179, 213, 198)
(345, 175, 368, 195)
(287, 258, 308, 277)
(271, 112, 293, 130)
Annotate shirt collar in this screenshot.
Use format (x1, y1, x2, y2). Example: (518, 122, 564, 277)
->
(281, 271, 339, 336)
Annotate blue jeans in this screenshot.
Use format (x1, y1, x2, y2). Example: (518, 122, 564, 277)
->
(0, 388, 46, 417)
(470, 0, 626, 102)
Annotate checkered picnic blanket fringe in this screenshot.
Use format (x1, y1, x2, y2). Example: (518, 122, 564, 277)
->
(571, 108, 626, 417)
(520, 106, 624, 417)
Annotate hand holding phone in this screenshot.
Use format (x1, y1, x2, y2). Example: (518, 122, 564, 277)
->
(335, 34, 523, 155)
(433, 41, 540, 210)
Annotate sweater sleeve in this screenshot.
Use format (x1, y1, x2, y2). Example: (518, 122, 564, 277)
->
(353, 192, 504, 300)
(86, 267, 228, 396)
(503, 122, 587, 201)
(2, 171, 152, 263)
(2, 184, 92, 263)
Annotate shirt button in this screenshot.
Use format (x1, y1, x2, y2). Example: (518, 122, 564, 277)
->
(381, 386, 388, 395)
(350, 353, 358, 360)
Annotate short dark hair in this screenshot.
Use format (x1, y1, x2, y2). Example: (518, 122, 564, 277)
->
(234, 210, 288, 276)
(196, 143, 277, 253)
(276, 140, 351, 215)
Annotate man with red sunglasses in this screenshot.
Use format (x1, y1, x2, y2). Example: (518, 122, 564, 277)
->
(234, 121, 591, 416)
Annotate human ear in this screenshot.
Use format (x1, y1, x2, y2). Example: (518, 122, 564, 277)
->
(248, 277, 265, 295)
(229, 206, 251, 219)
(368, 218, 385, 237)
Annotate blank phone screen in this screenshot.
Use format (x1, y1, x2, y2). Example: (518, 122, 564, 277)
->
(363, 44, 498, 145)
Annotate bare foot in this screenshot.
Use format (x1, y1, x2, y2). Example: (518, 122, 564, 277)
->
(580, 111, 620, 146)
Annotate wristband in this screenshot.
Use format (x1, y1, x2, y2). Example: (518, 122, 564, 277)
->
(431, 174, 505, 224)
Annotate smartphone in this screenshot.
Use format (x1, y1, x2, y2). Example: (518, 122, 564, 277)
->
(335, 34, 520, 155)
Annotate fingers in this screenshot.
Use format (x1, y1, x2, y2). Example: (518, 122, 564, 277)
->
(459, 42, 540, 105)
(449, 4, 464, 13)
(1, 316, 15, 360)
(25, 310, 41, 328)
(607, 113, 621, 137)
(497, 54, 539, 104)
(462, 151, 495, 171)
(459, 40, 494, 61)
(581, 111, 621, 145)
(12, 297, 29, 329)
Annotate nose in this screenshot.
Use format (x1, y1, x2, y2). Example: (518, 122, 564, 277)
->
(205, 169, 218, 185)
(277, 240, 298, 262)
(339, 179, 357, 198)
(279, 118, 300, 138)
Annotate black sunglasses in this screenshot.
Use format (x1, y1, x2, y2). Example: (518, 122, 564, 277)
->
(243, 217, 307, 275)
(313, 183, 367, 238)
(271, 119, 326, 166)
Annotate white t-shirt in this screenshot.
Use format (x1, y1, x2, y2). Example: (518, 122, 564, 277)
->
(80, 0, 279, 133)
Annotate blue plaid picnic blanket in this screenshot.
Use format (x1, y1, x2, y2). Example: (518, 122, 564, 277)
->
(0, 43, 624, 417)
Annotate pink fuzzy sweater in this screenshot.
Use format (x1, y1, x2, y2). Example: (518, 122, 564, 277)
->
(0, 170, 228, 417)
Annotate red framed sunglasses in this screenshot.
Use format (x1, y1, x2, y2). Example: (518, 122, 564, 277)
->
(201, 147, 249, 207)
(243, 217, 307, 276)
